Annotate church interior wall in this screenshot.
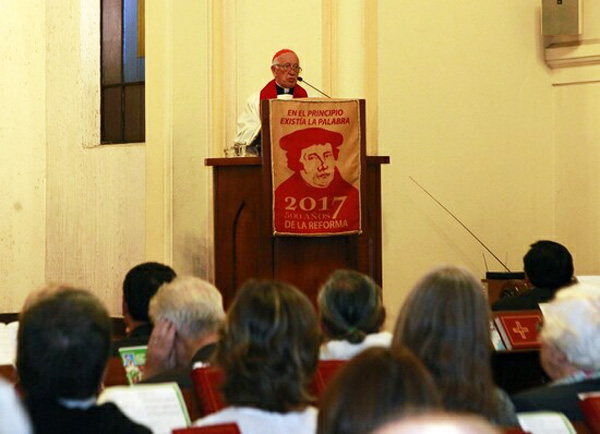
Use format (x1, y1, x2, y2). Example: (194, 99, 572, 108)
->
(2, 0, 600, 321)
(548, 1, 600, 278)
(0, 1, 47, 311)
(377, 0, 558, 324)
(44, 0, 146, 315)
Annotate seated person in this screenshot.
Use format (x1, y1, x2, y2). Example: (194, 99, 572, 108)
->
(231, 49, 308, 156)
(194, 280, 320, 434)
(17, 286, 151, 434)
(492, 240, 574, 311)
(392, 266, 518, 427)
(112, 262, 176, 355)
(0, 378, 31, 434)
(511, 283, 600, 420)
(317, 269, 391, 360)
(143, 276, 225, 389)
(317, 347, 441, 434)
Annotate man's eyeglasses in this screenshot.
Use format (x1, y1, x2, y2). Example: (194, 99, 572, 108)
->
(274, 63, 302, 73)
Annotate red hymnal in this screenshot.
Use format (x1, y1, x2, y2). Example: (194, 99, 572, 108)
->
(173, 424, 241, 434)
(493, 310, 542, 350)
(191, 366, 226, 416)
(579, 392, 600, 433)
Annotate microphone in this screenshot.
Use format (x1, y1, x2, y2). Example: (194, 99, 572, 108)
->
(298, 77, 331, 98)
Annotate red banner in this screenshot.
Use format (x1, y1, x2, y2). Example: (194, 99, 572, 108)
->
(270, 99, 361, 236)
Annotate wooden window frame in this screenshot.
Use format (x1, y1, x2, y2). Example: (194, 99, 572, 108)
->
(101, 0, 145, 144)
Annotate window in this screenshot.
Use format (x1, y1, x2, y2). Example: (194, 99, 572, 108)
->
(101, 0, 145, 144)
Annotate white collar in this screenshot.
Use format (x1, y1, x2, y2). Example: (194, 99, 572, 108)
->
(59, 396, 96, 409)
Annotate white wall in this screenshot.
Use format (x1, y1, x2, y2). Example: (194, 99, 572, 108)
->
(3, 0, 600, 321)
(146, 0, 560, 327)
(44, 1, 146, 315)
(377, 0, 557, 324)
(144, 1, 214, 278)
(551, 1, 600, 276)
(2, 1, 145, 315)
(0, 1, 47, 311)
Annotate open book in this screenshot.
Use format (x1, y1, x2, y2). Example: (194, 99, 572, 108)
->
(516, 411, 576, 434)
(0, 321, 19, 365)
(490, 320, 506, 350)
(98, 382, 190, 434)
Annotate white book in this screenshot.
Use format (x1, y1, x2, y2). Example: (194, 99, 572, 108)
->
(517, 411, 576, 434)
(0, 322, 19, 366)
(98, 382, 190, 434)
(490, 320, 505, 351)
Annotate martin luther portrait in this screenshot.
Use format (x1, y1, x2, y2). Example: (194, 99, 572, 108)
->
(273, 127, 360, 235)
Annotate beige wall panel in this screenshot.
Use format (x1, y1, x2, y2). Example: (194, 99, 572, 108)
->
(378, 0, 556, 325)
(555, 83, 600, 275)
(332, 0, 364, 98)
(145, 0, 173, 264)
(145, 0, 215, 279)
(0, 1, 47, 312)
(550, 0, 600, 277)
(170, 2, 213, 278)
(45, 0, 145, 315)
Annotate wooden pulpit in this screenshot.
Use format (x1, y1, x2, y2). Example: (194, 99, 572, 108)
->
(205, 99, 389, 307)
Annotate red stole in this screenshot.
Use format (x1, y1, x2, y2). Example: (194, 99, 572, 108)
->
(259, 79, 308, 101)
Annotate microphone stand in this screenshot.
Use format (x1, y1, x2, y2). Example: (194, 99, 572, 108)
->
(298, 77, 331, 98)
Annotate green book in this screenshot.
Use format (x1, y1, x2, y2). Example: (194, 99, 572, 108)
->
(118, 345, 147, 385)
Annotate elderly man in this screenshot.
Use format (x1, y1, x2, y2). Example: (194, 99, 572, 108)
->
(231, 49, 308, 156)
(17, 286, 151, 433)
(511, 283, 600, 420)
(274, 127, 360, 234)
(142, 276, 225, 389)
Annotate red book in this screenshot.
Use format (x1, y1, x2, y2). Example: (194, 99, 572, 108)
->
(579, 392, 600, 434)
(173, 424, 241, 434)
(191, 366, 226, 416)
(493, 310, 542, 350)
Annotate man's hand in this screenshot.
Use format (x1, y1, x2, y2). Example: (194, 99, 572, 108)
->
(144, 319, 177, 379)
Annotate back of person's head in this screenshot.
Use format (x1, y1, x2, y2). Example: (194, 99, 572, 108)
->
(523, 240, 574, 290)
(218, 279, 320, 413)
(370, 413, 501, 434)
(317, 347, 440, 434)
(392, 266, 499, 421)
(123, 262, 176, 322)
(540, 283, 600, 372)
(318, 269, 385, 344)
(149, 276, 224, 340)
(17, 287, 111, 400)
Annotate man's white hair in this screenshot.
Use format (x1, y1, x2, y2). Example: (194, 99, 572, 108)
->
(149, 276, 225, 340)
(540, 282, 600, 370)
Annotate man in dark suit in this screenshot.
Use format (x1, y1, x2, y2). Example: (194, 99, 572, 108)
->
(492, 240, 574, 311)
(511, 283, 600, 421)
(17, 286, 151, 434)
(112, 262, 176, 355)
